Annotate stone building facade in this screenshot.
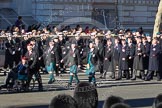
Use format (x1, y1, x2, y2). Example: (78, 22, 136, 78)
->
(0, 0, 160, 31)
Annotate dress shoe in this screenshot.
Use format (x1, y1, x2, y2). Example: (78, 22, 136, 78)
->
(157, 79, 161, 81)
(38, 86, 43, 91)
(115, 78, 122, 80)
(111, 76, 115, 79)
(144, 78, 150, 81)
(0, 84, 7, 88)
(67, 83, 72, 88)
(131, 78, 136, 80)
(48, 80, 55, 84)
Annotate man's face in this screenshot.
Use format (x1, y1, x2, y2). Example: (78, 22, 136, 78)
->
(30, 41, 36, 46)
(54, 39, 58, 42)
(152, 39, 157, 45)
(95, 38, 99, 43)
(24, 36, 28, 40)
(107, 40, 112, 46)
(71, 44, 75, 49)
(43, 35, 47, 40)
(128, 38, 132, 43)
(59, 37, 63, 41)
(91, 35, 96, 39)
(142, 39, 146, 43)
(22, 59, 27, 64)
(122, 40, 126, 45)
(157, 35, 160, 38)
(106, 35, 111, 39)
(132, 32, 136, 36)
(27, 45, 32, 51)
(136, 32, 141, 36)
(8, 37, 12, 40)
(114, 39, 119, 44)
(137, 38, 141, 43)
(89, 43, 93, 49)
(146, 36, 151, 42)
(49, 41, 54, 47)
(75, 36, 79, 40)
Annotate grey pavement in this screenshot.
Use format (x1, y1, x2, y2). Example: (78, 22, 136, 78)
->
(0, 70, 162, 108)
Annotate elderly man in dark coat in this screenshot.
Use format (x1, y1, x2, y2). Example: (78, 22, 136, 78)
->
(25, 43, 43, 91)
(61, 42, 81, 86)
(127, 37, 135, 78)
(112, 37, 121, 79)
(131, 37, 145, 80)
(142, 37, 150, 75)
(145, 38, 161, 81)
(42, 38, 60, 84)
(118, 39, 130, 80)
(102, 39, 114, 79)
(85, 41, 98, 85)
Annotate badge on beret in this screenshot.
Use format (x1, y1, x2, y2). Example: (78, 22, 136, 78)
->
(30, 58, 33, 60)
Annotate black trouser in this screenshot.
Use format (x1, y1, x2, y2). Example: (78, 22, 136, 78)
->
(98, 61, 103, 75)
(113, 60, 119, 78)
(146, 71, 161, 80)
(55, 66, 59, 76)
(4, 57, 13, 69)
(4, 70, 17, 86)
(131, 69, 145, 79)
(59, 63, 65, 73)
(27, 68, 42, 89)
(118, 70, 130, 79)
(13, 52, 21, 66)
(128, 59, 133, 77)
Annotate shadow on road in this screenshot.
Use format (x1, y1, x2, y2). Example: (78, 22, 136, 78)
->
(98, 97, 154, 108)
(7, 97, 155, 108)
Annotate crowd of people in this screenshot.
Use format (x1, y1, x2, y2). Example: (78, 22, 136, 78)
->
(0, 16, 162, 91)
(48, 81, 162, 108)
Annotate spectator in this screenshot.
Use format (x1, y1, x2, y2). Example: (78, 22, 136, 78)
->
(15, 16, 24, 30)
(111, 103, 131, 108)
(73, 81, 98, 108)
(153, 94, 162, 108)
(156, 103, 162, 108)
(103, 95, 124, 108)
(49, 94, 78, 108)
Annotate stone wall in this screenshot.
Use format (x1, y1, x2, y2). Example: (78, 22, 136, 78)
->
(32, 0, 94, 25)
(31, 0, 160, 32)
(0, 0, 13, 9)
(13, 0, 32, 16)
(118, 0, 159, 31)
(0, 0, 159, 31)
